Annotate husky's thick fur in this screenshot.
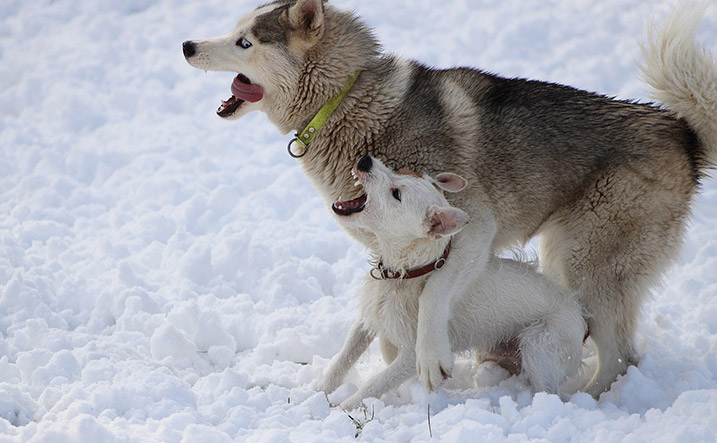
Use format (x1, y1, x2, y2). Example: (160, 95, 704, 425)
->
(317, 156, 584, 409)
(184, 1, 717, 396)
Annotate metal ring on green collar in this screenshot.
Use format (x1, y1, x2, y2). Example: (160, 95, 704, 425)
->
(287, 137, 307, 158)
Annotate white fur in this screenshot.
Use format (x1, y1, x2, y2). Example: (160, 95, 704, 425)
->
(317, 158, 585, 410)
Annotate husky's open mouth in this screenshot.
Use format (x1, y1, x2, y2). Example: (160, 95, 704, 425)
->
(217, 73, 263, 117)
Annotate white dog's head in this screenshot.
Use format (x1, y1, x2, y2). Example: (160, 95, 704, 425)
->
(332, 156, 470, 254)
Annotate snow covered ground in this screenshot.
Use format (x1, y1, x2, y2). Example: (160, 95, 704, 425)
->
(1, 0, 716, 441)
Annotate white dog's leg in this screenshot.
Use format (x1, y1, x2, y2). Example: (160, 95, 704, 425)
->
(519, 307, 584, 396)
(379, 336, 398, 364)
(339, 349, 416, 411)
(415, 207, 497, 391)
(415, 288, 455, 391)
(317, 319, 375, 395)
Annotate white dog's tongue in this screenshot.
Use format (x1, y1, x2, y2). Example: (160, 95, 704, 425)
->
(231, 75, 263, 103)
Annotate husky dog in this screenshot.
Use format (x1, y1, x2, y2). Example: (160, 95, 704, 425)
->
(183, 1, 717, 396)
(317, 156, 584, 410)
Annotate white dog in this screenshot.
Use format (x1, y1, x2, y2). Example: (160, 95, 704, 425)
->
(318, 156, 585, 410)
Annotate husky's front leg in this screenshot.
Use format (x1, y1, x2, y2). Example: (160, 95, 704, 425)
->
(317, 319, 375, 396)
(415, 208, 497, 391)
(339, 349, 415, 411)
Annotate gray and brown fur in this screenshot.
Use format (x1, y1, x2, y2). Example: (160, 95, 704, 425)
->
(184, 0, 717, 396)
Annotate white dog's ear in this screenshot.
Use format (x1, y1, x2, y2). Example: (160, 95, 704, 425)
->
(426, 206, 470, 238)
(287, 0, 325, 41)
(433, 173, 468, 193)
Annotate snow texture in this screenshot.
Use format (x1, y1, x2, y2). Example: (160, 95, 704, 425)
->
(0, 0, 716, 441)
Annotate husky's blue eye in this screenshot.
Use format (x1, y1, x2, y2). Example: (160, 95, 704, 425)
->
(236, 37, 252, 49)
(392, 188, 401, 201)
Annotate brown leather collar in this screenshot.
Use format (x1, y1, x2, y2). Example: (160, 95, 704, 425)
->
(371, 241, 451, 280)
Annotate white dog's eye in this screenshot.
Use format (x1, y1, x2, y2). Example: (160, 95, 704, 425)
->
(236, 37, 252, 49)
(391, 188, 401, 202)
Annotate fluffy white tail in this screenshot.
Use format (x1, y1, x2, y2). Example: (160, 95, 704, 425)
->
(640, 1, 717, 166)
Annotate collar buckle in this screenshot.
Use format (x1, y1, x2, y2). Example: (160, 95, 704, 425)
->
(370, 267, 386, 280)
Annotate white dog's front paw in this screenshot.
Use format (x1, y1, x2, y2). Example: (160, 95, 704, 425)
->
(315, 375, 340, 396)
(339, 394, 365, 411)
(416, 337, 454, 392)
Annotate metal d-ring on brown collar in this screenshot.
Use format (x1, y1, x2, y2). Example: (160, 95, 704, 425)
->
(370, 241, 452, 280)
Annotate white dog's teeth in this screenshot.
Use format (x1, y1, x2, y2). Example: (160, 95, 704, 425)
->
(354, 180, 361, 187)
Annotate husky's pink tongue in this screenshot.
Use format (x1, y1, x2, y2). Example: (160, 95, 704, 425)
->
(231, 75, 263, 103)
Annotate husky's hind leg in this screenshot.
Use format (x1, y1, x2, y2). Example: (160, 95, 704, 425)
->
(540, 164, 695, 396)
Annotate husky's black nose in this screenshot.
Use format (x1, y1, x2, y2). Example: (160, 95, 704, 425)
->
(357, 155, 373, 172)
(182, 41, 196, 58)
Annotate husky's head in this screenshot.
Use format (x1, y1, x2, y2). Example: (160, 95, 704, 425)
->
(333, 156, 469, 256)
(183, 0, 379, 133)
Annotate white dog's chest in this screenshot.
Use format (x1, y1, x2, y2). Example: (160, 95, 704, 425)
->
(359, 278, 423, 345)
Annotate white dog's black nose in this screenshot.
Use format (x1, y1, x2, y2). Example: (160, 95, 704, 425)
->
(182, 41, 196, 58)
(357, 155, 373, 172)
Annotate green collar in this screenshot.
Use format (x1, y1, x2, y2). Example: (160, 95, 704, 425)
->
(287, 70, 361, 158)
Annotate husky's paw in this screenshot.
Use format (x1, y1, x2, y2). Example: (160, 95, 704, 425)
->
(416, 335, 454, 391)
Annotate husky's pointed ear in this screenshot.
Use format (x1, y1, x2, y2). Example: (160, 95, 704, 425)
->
(432, 173, 468, 193)
(426, 206, 470, 238)
(287, 0, 325, 42)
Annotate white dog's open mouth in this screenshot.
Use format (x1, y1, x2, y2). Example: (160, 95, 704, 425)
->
(332, 193, 367, 216)
(332, 167, 368, 216)
(217, 73, 263, 117)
